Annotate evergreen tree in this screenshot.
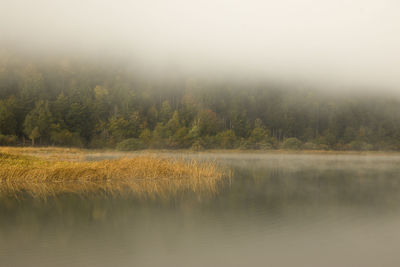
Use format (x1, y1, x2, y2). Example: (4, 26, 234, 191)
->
(23, 100, 53, 145)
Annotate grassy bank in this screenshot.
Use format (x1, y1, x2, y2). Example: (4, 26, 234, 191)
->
(2, 146, 400, 158)
(0, 150, 228, 198)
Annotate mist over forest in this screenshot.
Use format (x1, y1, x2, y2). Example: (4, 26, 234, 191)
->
(0, 48, 399, 150)
(1, 0, 400, 150)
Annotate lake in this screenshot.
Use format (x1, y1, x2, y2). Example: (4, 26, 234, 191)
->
(1, 153, 400, 267)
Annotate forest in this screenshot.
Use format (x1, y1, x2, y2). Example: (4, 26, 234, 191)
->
(1, 49, 400, 151)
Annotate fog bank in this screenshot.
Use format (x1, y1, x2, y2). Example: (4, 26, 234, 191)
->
(1, 0, 399, 91)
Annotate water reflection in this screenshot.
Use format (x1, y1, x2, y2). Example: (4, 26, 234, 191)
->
(0, 175, 227, 200)
(1, 154, 400, 267)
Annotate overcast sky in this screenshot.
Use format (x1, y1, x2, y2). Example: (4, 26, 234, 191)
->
(1, 0, 399, 90)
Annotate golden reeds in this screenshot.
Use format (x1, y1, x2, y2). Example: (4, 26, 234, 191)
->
(0, 146, 84, 155)
(0, 146, 86, 161)
(0, 151, 229, 199)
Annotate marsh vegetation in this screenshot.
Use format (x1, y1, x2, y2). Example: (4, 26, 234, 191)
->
(0, 148, 228, 198)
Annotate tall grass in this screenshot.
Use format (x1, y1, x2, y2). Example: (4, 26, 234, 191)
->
(0, 152, 229, 199)
(0, 146, 87, 161)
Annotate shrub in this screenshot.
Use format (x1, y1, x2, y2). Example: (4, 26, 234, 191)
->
(167, 127, 190, 149)
(257, 142, 273, 150)
(191, 140, 204, 151)
(344, 140, 374, 151)
(240, 139, 272, 150)
(302, 142, 319, 150)
(281, 137, 302, 150)
(248, 127, 267, 144)
(216, 130, 237, 149)
(0, 134, 17, 145)
(116, 138, 145, 151)
(50, 129, 83, 147)
(201, 135, 218, 149)
(238, 139, 250, 150)
(139, 129, 152, 145)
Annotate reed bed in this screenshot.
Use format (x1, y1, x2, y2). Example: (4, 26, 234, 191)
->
(0, 146, 85, 155)
(0, 152, 229, 199)
(0, 146, 86, 161)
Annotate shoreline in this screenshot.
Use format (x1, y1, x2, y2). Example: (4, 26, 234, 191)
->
(2, 146, 400, 156)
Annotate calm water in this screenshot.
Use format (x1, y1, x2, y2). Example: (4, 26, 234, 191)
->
(2, 153, 400, 267)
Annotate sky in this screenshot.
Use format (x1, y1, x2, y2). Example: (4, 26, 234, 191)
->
(1, 0, 399, 90)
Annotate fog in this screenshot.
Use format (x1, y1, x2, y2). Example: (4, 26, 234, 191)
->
(1, 0, 399, 91)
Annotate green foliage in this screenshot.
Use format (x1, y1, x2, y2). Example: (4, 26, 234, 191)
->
(150, 123, 167, 148)
(139, 129, 152, 146)
(191, 140, 204, 151)
(116, 138, 145, 151)
(0, 101, 16, 135)
(316, 131, 337, 147)
(108, 116, 130, 143)
(65, 102, 93, 142)
(1, 50, 400, 150)
(244, 127, 274, 149)
(50, 124, 83, 147)
(146, 106, 158, 129)
(166, 111, 181, 134)
(281, 138, 303, 150)
(127, 111, 143, 138)
(231, 111, 250, 138)
(343, 127, 357, 143)
(196, 109, 219, 136)
(160, 101, 172, 124)
(29, 127, 40, 145)
(23, 100, 53, 145)
(302, 142, 320, 150)
(89, 121, 112, 148)
(188, 125, 201, 140)
(344, 140, 374, 151)
(0, 134, 17, 145)
(249, 127, 267, 143)
(201, 135, 218, 149)
(216, 130, 237, 149)
(168, 127, 189, 148)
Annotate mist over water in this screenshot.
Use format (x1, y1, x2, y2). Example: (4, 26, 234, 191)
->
(2, 2, 400, 266)
(2, 153, 400, 267)
(1, 0, 400, 91)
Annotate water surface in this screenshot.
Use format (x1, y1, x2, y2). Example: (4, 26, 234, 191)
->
(1, 153, 400, 267)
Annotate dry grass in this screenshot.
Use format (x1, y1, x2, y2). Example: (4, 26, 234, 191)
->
(0, 146, 87, 161)
(0, 146, 84, 154)
(0, 151, 229, 199)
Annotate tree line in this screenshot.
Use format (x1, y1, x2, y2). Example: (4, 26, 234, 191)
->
(1, 50, 400, 150)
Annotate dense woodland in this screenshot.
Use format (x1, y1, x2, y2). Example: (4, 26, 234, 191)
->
(1, 49, 400, 151)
